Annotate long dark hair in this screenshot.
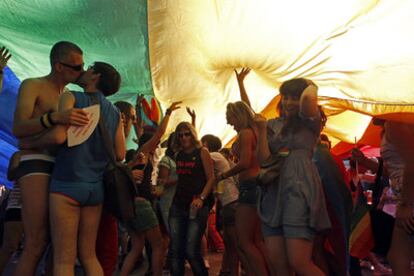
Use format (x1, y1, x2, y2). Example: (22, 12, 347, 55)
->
(165, 132, 176, 158)
(279, 78, 309, 135)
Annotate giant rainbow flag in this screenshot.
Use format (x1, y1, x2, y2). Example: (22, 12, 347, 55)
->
(1, 0, 414, 187)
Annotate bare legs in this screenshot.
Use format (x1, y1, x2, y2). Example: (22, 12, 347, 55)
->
(119, 226, 163, 276)
(235, 204, 269, 276)
(14, 175, 49, 276)
(50, 194, 103, 276)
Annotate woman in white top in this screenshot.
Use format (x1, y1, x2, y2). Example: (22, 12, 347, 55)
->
(201, 134, 240, 276)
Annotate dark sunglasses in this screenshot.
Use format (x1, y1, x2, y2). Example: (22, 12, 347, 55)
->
(60, 62, 84, 72)
(178, 132, 191, 138)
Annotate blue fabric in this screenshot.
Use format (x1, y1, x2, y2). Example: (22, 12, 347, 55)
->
(52, 91, 120, 182)
(0, 67, 19, 188)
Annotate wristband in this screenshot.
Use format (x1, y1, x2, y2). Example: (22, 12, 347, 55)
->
(40, 115, 48, 129)
(165, 108, 172, 116)
(47, 111, 56, 126)
(42, 114, 53, 128)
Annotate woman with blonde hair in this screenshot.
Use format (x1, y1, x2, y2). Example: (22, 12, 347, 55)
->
(168, 121, 215, 276)
(216, 101, 269, 276)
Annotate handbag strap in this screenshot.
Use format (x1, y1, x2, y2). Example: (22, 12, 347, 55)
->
(90, 94, 117, 165)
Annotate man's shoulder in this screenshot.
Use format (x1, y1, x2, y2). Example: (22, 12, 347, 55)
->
(21, 76, 50, 86)
(20, 76, 59, 94)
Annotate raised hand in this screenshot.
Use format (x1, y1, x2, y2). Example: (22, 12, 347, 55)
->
(166, 101, 182, 114)
(186, 107, 196, 119)
(135, 94, 144, 108)
(234, 68, 251, 83)
(351, 148, 366, 163)
(0, 47, 12, 71)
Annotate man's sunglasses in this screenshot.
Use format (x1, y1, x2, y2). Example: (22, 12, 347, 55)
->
(60, 62, 84, 72)
(178, 132, 191, 138)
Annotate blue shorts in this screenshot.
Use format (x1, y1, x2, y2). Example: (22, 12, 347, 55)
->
(50, 179, 104, 206)
(262, 223, 316, 241)
(238, 179, 257, 205)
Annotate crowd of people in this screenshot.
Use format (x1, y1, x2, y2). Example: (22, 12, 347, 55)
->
(0, 41, 413, 276)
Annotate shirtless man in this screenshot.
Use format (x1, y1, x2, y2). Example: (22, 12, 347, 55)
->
(12, 41, 89, 276)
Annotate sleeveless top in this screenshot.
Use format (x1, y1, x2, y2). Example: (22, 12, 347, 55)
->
(52, 91, 119, 182)
(173, 148, 213, 210)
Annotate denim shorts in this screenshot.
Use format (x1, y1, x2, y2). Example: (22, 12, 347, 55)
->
(221, 201, 237, 226)
(262, 222, 316, 241)
(129, 198, 159, 232)
(238, 179, 258, 205)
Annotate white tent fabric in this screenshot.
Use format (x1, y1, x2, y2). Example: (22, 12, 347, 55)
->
(148, 0, 414, 145)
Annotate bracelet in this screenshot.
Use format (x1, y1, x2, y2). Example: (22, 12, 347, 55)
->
(165, 108, 172, 116)
(42, 113, 53, 128)
(47, 111, 56, 126)
(40, 115, 48, 129)
(199, 195, 206, 201)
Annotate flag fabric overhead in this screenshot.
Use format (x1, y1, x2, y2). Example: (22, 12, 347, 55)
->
(1, 0, 414, 185)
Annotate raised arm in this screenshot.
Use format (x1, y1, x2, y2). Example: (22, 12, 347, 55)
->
(254, 114, 272, 164)
(134, 94, 145, 140)
(235, 68, 251, 108)
(299, 81, 319, 118)
(0, 46, 12, 93)
(137, 101, 181, 154)
(186, 107, 196, 128)
(114, 115, 126, 161)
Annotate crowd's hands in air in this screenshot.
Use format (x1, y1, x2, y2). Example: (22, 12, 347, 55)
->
(0, 46, 11, 71)
(167, 101, 182, 114)
(234, 67, 250, 84)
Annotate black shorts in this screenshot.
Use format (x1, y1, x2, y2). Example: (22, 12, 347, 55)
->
(15, 154, 55, 180)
